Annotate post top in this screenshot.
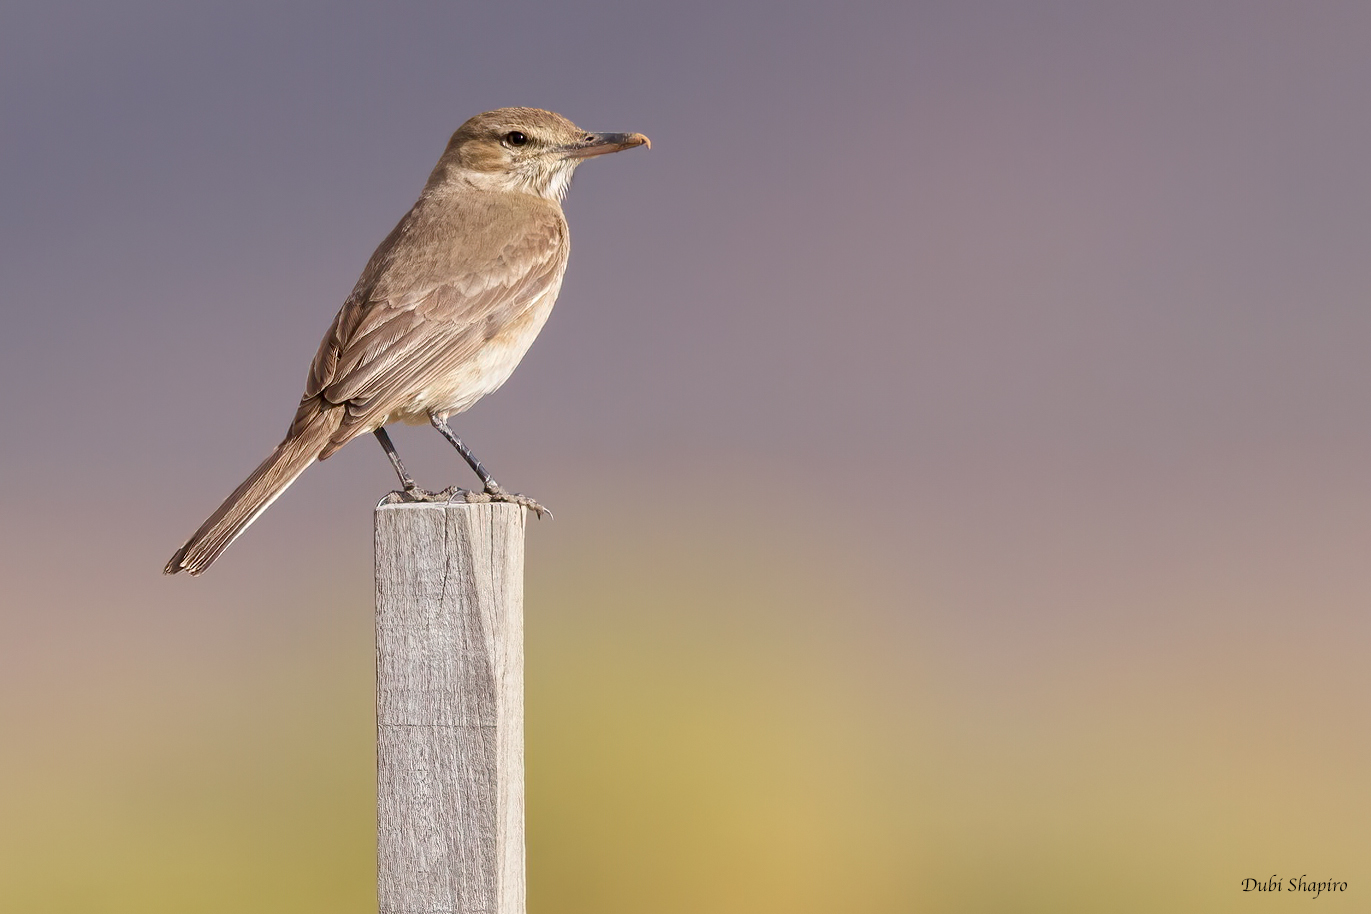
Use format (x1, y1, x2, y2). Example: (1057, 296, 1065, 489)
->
(375, 497, 527, 513)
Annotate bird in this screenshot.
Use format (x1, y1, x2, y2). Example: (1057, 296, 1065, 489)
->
(165, 107, 649, 575)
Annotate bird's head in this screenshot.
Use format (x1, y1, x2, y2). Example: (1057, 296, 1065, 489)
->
(427, 107, 649, 201)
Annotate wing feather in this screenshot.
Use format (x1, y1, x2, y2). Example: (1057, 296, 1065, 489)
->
(296, 196, 568, 456)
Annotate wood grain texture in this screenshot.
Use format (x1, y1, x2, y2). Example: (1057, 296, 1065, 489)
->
(375, 501, 526, 914)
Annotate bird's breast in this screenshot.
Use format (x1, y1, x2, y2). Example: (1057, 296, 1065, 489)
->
(396, 278, 563, 424)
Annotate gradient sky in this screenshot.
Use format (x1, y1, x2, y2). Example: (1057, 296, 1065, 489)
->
(2, 2, 1369, 911)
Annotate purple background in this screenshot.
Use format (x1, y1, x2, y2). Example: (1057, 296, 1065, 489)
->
(1, 3, 1367, 910)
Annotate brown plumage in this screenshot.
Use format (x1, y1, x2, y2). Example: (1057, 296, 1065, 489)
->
(166, 108, 648, 575)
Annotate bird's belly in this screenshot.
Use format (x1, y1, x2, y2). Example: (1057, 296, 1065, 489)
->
(396, 290, 558, 424)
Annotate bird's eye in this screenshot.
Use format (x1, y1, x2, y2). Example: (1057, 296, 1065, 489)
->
(504, 131, 528, 147)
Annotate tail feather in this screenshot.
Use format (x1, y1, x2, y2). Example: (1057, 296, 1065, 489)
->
(165, 410, 341, 575)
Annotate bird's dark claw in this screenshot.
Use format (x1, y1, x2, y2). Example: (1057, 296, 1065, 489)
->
(454, 482, 552, 519)
(380, 485, 462, 506)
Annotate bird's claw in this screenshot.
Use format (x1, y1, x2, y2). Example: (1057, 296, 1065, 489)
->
(380, 485, 462, 505)
(453, 482, 552, 519)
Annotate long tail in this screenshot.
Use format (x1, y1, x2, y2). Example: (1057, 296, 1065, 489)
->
(165, 409, 342, 576)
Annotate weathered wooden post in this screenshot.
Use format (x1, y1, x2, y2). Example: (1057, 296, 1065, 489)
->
(374, 501, 526, 914)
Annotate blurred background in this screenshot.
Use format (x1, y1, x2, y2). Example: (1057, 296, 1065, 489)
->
(1, 1, 1368, 911)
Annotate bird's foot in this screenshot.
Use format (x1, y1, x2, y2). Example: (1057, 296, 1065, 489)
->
(380, 484, 462, 505)
(452, 482, 552, 519)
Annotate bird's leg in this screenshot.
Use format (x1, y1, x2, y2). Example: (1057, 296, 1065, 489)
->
(374, 428, 418, 488)
(373, 428, 458, 504)
(429, 416, 551, 518)
(428, 416, 495, 486)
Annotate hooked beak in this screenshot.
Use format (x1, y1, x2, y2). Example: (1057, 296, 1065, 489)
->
(563, 131, 651, 159)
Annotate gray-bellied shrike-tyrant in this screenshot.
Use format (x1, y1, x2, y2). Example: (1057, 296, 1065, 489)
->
(166, 107, 649, 575)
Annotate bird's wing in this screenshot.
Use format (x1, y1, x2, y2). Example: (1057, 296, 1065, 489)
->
(298, 202, 568, 454)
